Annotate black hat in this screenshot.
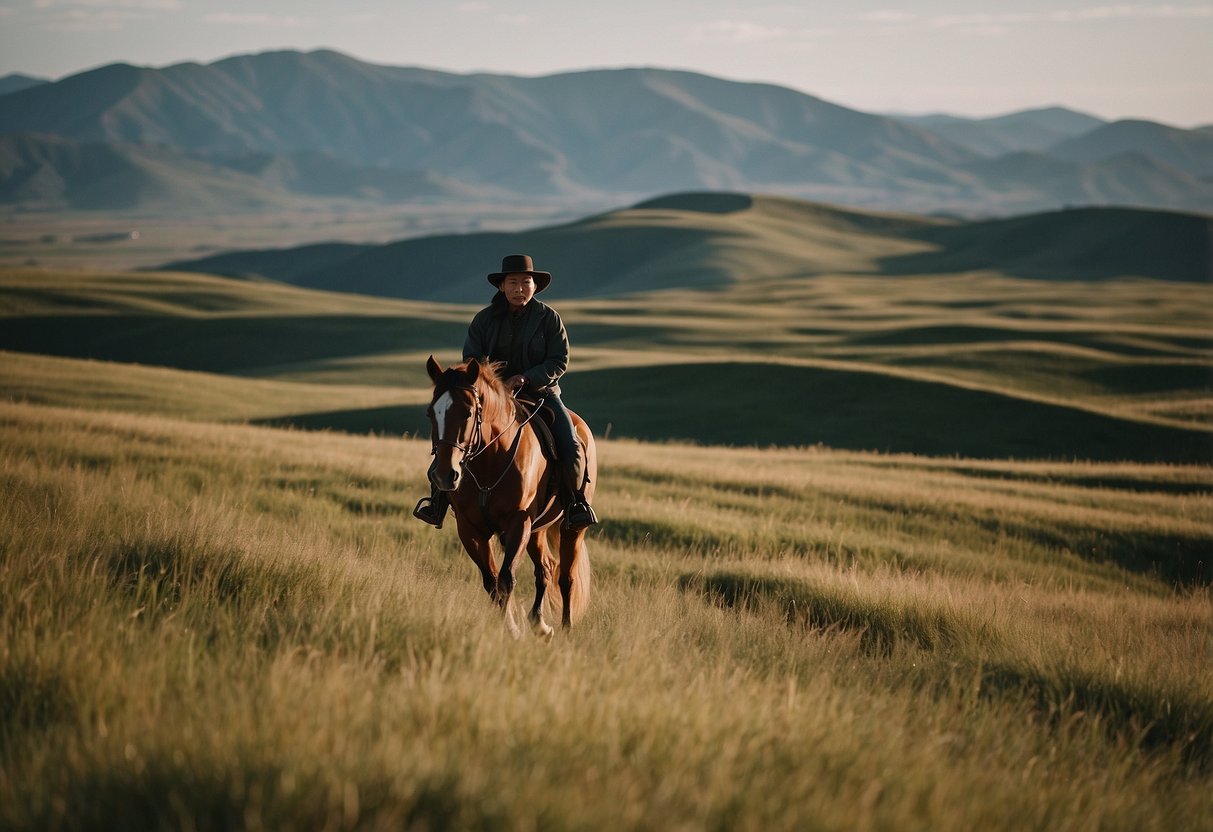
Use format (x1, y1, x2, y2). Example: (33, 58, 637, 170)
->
(487, 254, 552, 293)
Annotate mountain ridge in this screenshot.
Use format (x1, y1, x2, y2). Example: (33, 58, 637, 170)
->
(0, 133, 484, 210)
(2, 49, 1211, 215)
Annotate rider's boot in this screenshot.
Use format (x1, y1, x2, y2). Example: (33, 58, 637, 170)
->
(562, 473, 598, 530)
(413, 486, 449, 529)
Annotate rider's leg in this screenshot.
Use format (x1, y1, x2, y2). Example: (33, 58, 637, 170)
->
(412, 460, 450, 528)
(547, 395, 597, 530)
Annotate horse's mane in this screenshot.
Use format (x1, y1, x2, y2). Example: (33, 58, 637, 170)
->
(440, 359, 514, 426)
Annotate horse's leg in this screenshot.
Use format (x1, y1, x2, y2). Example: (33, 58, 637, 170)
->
(495, 512, 532, 638)
(526, 530, 555, 639)
(494, 512, 531, 603)
(456, 523, 497, 599)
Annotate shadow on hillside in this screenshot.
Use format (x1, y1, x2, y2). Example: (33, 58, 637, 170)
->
(0, 315, 464, 373)
(562, 362, 1213, 464)
(632, 192, 754, 214)
(879, 208, 1213, 282)
(250, 404, 429, 437)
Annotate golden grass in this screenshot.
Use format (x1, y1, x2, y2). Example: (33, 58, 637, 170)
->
(0, 350, 424, 422)
(2, 400, 1211, 830)
(3, 265, 1210, 443)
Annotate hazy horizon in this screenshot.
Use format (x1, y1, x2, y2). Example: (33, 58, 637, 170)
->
(0, 0, 1211, 128)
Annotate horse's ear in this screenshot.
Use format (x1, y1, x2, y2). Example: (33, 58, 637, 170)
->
(426, 355, 442, 383)
(466, 357, 481, 384)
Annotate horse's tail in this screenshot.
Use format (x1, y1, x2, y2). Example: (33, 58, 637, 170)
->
(567, 530, 592, 624)
(542, 525, 592, 625)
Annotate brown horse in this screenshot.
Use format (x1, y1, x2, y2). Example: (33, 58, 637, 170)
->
(425, 355, 595, 635)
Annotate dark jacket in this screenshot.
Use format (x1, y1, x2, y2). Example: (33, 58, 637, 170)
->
(463, 293, 569, 395)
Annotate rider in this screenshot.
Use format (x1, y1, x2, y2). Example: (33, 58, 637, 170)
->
(413, 254, 598, 531)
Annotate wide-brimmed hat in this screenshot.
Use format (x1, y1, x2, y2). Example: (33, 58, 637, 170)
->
(487, 254, 552, 293)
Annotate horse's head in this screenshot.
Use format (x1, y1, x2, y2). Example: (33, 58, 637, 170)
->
(425, 355, 488, 492)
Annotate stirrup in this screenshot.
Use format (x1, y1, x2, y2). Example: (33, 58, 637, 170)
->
(563, 501, 598, 531)
(412, 496, 446, 529)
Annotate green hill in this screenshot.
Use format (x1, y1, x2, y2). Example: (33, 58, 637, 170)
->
(886, 205, 1213, 281)
(562, 360, 1210, 462)
(3, 247, 1210, 462)
(163, 195, 1212, 303)
(162, 193, 945, 301)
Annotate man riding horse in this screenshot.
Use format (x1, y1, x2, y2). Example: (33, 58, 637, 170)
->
(413, 254, 598, 531)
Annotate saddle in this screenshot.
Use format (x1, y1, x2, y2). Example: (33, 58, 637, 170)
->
(514, 394, 560, 463)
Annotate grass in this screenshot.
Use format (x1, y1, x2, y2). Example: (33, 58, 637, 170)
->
(1, 400, 1211, 830)
(2, 265, 1210, 460)
(1, 223, 1211, 828)
(0, 203, 594, 272)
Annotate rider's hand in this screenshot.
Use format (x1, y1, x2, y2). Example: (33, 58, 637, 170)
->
(506, 374, 527, 391)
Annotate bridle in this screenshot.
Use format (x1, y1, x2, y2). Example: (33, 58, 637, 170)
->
(432, 384, 485, 458)
(430, 382, 545, 505)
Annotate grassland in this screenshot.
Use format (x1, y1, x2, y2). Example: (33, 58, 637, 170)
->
(2, 261, 1209, 460)
(0, 201, 598, 272)
(2, 400, 1211, 830)
(1, 197, 1211, 828)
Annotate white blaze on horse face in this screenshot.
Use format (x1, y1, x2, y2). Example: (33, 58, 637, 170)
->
(433, 391, 454, 441)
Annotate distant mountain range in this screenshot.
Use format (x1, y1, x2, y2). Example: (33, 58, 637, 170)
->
(162, 192, 1213, 301)
(887, 107, 1107, 157)
(2, 50, 1211, 215)
(0, 73, 47, 97)
(0, 133, 489, 211)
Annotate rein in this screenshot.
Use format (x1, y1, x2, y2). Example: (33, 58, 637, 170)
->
(433, 382, 545, 509)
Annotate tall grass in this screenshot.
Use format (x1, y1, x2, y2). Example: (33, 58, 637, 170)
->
(2, 401, 1211, 830)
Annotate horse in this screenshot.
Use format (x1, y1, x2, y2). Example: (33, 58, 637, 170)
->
(424, 355, 596, 635)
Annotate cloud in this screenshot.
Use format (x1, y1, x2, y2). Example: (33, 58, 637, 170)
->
(859, 10, 918, 24)
(930, 4, 1213, 30)
(37, 10, 144, 30)
(686, 19, 791, 43)
(203, 12, 317, 27)
(457, 2, 491, 12)
(28, 0, 182, 30)
(36, 0, 182, 7)
(853, 4, 1212, 35)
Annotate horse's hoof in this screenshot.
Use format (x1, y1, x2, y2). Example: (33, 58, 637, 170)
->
(533, 619, 554, 641)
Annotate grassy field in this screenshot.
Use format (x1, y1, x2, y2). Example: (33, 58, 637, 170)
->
(0, 203, 599, 272)
(1, 199, 1211, 829)
(1, 400, 1211, 830)
(1, 264, 1210, 460)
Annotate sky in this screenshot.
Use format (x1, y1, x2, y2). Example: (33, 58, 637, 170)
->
(1, 0, 1211, 127)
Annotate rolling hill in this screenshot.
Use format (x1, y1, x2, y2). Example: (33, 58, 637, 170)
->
(161, 193, 947, 301)
(3, 190, 1210, 463)
(162, 193, 1213, 301)
(887, 205, 1213, 281)
(3, 49, 1211, 215)
(1, 259, 1209, 461)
